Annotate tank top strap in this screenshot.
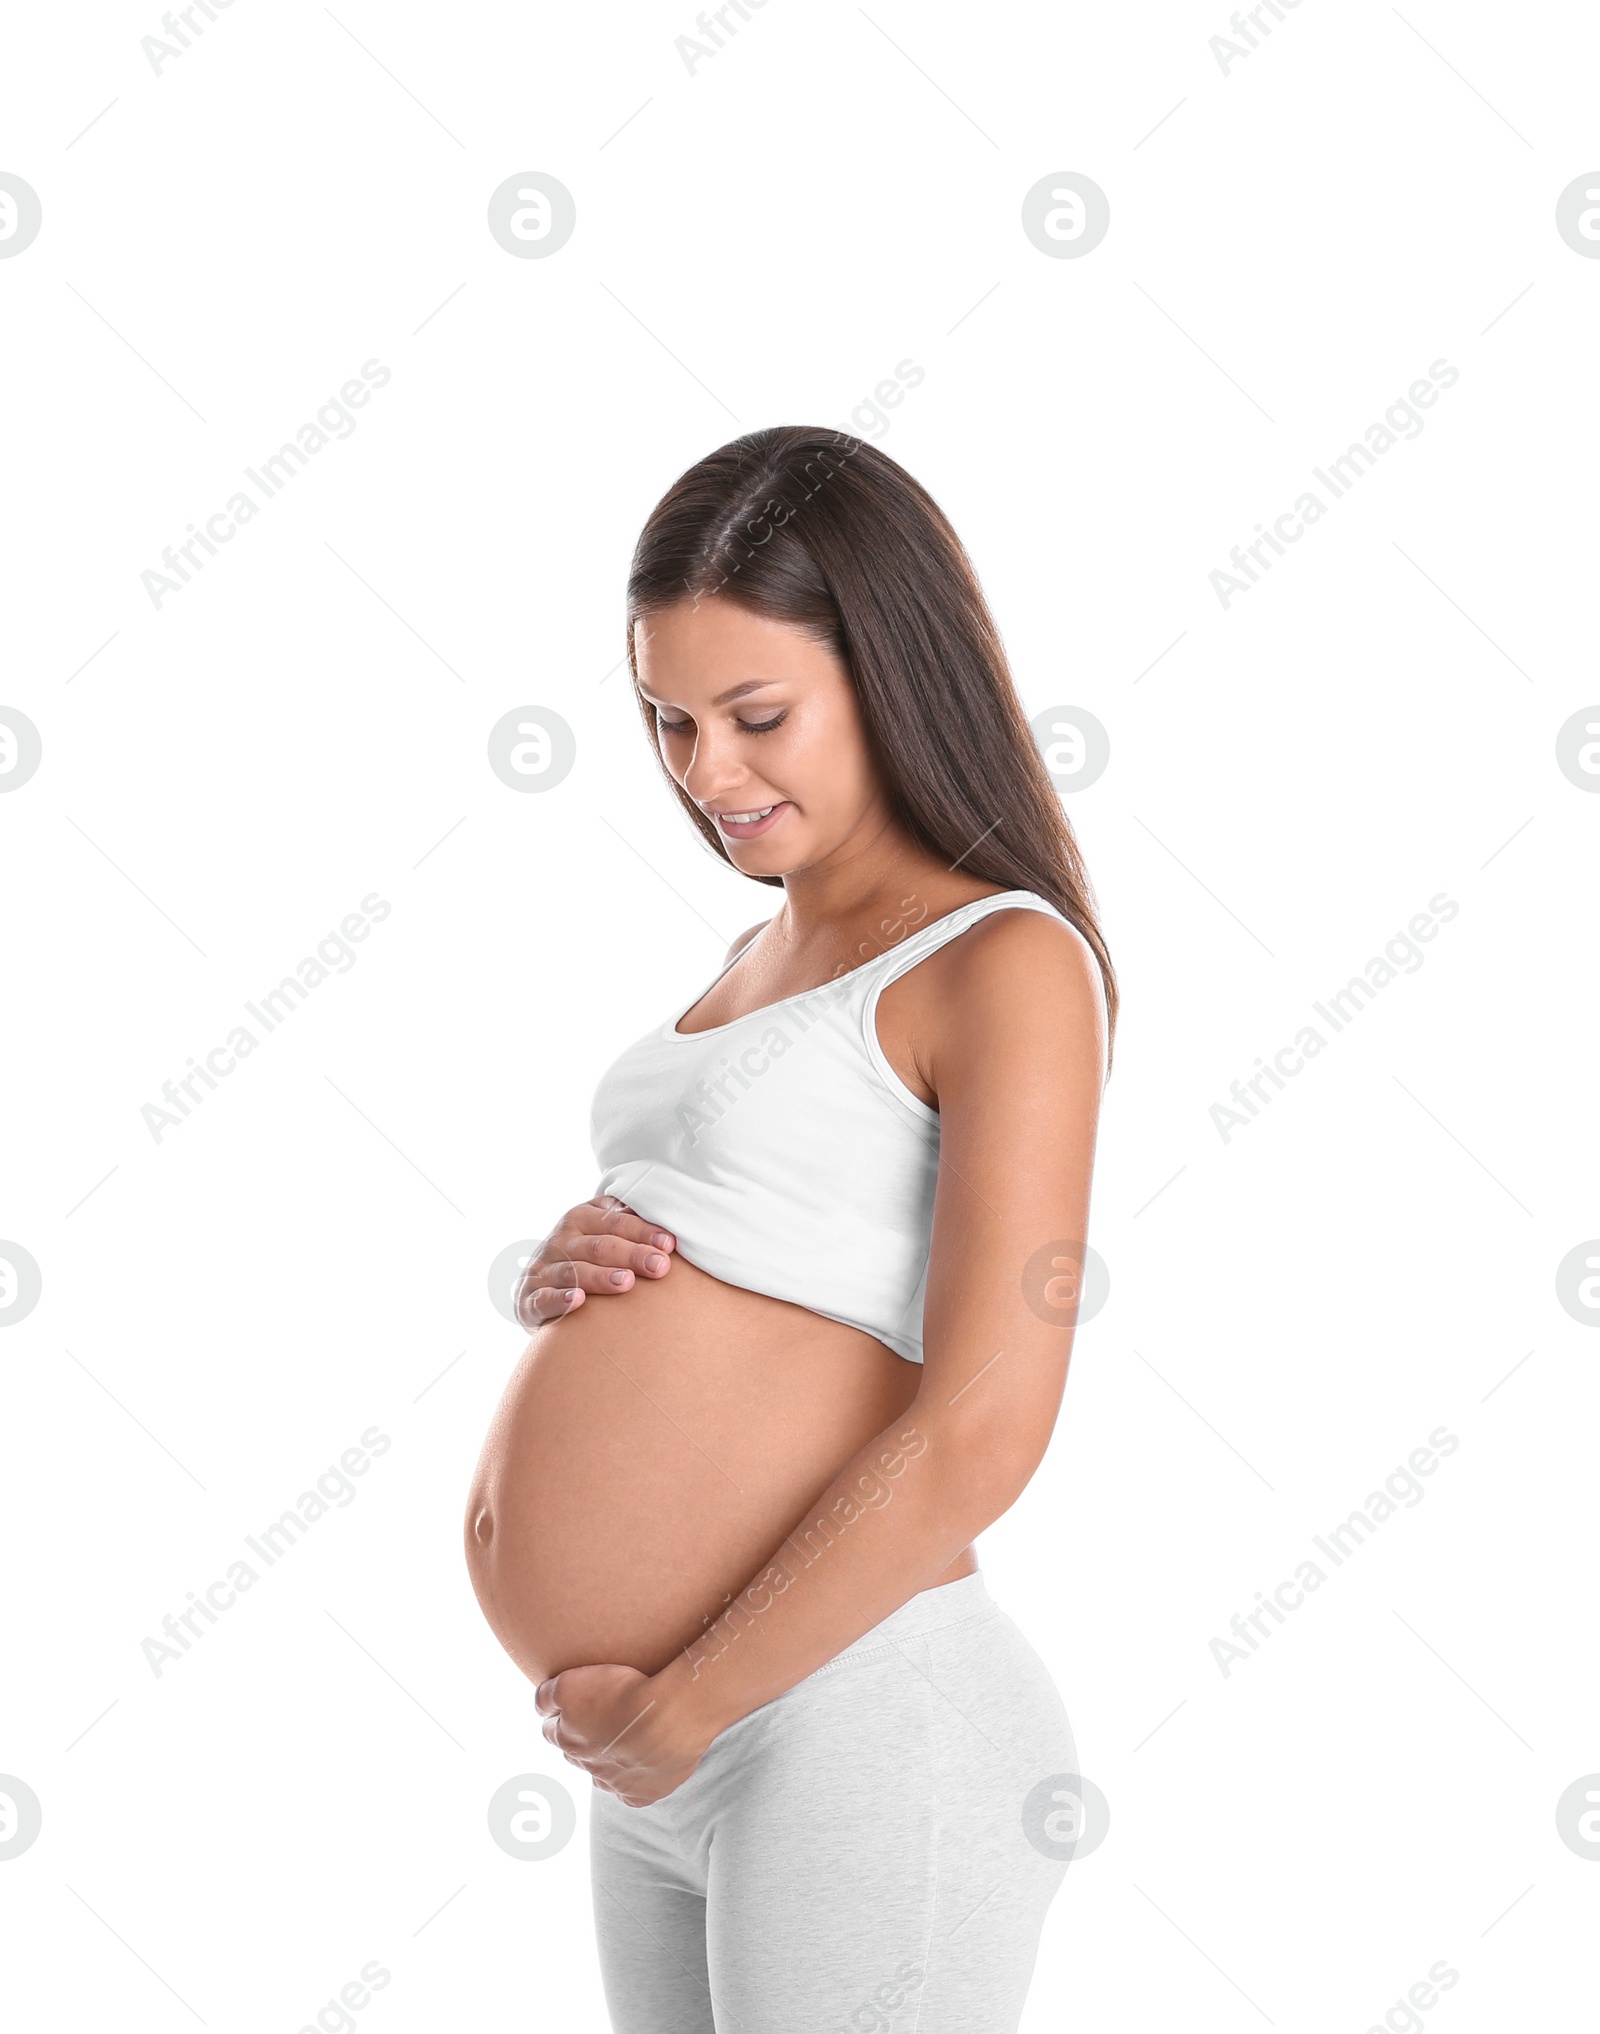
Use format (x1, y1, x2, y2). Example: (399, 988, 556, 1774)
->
(688, 891, 1073, 1035)
(867, 889, 1068, 995)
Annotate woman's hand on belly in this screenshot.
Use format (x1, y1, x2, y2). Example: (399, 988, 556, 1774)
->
(536, 1661, 711, 1808)
(463, 1259, 929, 1694)
(514, 1195, 677, 1324)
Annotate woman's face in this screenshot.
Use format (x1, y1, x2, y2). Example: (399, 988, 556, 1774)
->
(633, 595, 891, 879)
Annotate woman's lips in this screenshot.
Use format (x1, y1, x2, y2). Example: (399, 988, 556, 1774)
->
(714, 801, 790, 841)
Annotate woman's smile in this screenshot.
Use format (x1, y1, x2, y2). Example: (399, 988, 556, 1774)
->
(711, 799, 791, 840)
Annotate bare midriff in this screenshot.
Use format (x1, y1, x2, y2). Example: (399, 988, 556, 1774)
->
(464, 1250, 974, 1687)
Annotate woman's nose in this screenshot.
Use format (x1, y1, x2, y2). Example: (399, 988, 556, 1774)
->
(681, 734, 748, 809)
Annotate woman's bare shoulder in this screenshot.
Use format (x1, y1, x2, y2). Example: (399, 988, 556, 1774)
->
(931, 905, 1108, 1082)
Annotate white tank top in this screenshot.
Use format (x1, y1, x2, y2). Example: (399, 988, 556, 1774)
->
(589, 889, 1084, 1363)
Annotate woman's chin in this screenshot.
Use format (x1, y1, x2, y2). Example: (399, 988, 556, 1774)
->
(723, 828, 803, 874)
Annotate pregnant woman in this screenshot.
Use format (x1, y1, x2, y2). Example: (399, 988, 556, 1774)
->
(465, 424, 1115, 2033)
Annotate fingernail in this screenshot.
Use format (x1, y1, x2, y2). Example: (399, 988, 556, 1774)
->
(645, 1252, 669, 1274)
(653, 1232, 672, 1249)
(609, 1269, 630, 1288)
(565, 1288, 581, 1303)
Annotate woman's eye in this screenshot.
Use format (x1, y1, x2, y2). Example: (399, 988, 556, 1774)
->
(655, 709, 785, 736)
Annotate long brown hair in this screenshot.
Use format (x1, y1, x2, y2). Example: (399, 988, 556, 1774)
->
(625, 425, 1118, 1053)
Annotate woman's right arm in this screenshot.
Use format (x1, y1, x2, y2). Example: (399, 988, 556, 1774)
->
(514, 1197, 676, 1325)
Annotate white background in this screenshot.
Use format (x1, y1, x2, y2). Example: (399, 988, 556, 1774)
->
(2, 0, 1597, 2027)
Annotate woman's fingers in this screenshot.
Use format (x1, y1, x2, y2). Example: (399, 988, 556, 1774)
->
(556, 1232, 673, 1279)
(514, 1247, 669, 1321)
(536, 1705, 601, 1774)
(514, 1219, 674, 1322)
(575, 1198, 677, 1255)
(519, 1285, 586, 1324)
(512, 1202, 678, 1327)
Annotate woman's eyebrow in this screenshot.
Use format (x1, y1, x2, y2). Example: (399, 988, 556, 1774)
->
(710, 679, 777, 706)
(636, 678, 778, 709)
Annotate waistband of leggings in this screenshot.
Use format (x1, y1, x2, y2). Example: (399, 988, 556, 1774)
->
(812, 1571, 997, 1675)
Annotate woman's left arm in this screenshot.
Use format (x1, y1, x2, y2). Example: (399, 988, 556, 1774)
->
(537, 910, 1107, 1805)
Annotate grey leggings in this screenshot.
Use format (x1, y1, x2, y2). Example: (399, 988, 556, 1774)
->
(589, 1572, 1077, 2032)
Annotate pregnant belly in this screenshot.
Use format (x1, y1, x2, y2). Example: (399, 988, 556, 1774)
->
(464, 1252, 937, 1686)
